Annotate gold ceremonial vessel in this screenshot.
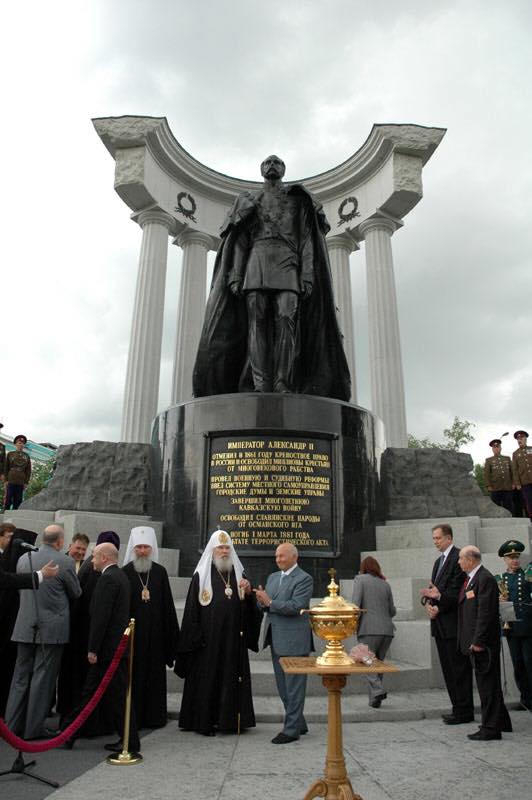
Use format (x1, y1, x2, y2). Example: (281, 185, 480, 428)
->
(304, 568, 363, 666)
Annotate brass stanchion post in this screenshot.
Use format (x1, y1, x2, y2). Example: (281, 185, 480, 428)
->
(107, 618, 143, 765)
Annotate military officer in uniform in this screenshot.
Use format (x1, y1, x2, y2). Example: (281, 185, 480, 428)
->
(4, 434, 32, 510)
(484, 438, 513, 514)
(512, 430, 532, 520)
(495, 539, 532, 710)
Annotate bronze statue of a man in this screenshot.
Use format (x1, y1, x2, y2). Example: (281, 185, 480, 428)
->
(193, 156, 351, 401)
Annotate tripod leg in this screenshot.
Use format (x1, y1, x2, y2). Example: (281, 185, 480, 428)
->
(0, 751, 59, 788)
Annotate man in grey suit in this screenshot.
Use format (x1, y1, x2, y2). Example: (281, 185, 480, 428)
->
(5, 524, 81, 739)
(255, 543, 313, 744)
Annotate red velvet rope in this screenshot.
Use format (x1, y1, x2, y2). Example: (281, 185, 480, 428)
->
(0, 631, 130, 753)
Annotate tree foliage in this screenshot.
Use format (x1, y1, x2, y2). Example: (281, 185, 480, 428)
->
(24, 458, 55, 500)
(473, 463, 488, 494)
(408, 416, 476, 452)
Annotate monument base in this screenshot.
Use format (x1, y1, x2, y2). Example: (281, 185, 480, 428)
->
(153, 393, 384, 593)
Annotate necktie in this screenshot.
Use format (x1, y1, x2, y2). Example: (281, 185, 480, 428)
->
(435, 554, 446, 579)
(459, 576, 469, 601)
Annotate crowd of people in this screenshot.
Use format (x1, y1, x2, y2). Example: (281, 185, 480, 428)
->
(0, 523, 179, 754)
(0, 519, 531, 753)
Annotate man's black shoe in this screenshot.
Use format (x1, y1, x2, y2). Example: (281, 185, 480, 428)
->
(271, 732, 298, 744)
(104, 740, 123, 751)
(443, 715, 474, 725)
(467, 729, 501, 741)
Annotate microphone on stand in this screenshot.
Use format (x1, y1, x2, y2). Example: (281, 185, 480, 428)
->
(12, 538, 39, 552)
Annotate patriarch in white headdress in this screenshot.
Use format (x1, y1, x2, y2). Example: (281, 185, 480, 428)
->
(195, 529, 245, 606)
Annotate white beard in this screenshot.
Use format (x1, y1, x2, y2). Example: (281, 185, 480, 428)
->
(213, 555, 233, 574)
(133, 556, 153, 573)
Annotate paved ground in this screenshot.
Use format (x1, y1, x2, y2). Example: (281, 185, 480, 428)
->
(1, 691, 531, 800)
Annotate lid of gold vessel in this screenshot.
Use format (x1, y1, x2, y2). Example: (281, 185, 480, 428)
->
(309, 569, 361, 615)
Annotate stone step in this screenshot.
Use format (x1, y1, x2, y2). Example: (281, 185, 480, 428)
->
(340, 578, 428, 621)
(1, 508, 165, 545)
(169, 576, 192, 599)
(166, 658, 435, 696)
(377, 519, 477, 549)
(1, 510, 56, 534)
(476, 525, 531, 553)
(166, 687, 523, 723)
(384, 516, 481, 529)
(361, 548, 436, 578)
(56, 511, 164, 545)
(388, 620, 432, 666)
(479, 517, 531, 527)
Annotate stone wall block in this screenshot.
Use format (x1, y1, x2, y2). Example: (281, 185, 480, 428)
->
(21, 441, 157, 516)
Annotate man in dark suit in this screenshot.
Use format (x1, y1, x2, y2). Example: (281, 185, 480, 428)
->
(420, 524, 474, 724)
(61, 543, 140, 753)
(5, 525, 80, 739)
(255, 543, 313, 744)
(457, 545, 512, 740)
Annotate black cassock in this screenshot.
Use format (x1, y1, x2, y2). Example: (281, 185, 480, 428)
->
(124, 561, 180, 728)
(175, 566, 262, 734)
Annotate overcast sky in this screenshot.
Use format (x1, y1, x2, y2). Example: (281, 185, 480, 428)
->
(1, 0, 531, 466)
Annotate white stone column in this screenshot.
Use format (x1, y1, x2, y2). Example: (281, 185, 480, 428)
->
(327, 234, 358, 403)
(359, 215, 407, 447)
(121, 208, 175, 443)
(170, 229, 213, 404)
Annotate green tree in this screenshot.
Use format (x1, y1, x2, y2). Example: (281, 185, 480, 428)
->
(24, 458, 55, 500)
(441, 416, 476, 451)
(408, 416, 476, 452)
(408, 433, 439, 449)
(474, 463, 488, 494)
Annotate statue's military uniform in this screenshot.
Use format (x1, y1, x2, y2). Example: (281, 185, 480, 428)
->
(4, 449, 31, 510)
(512, 446, 532, 519)
(228, 186, 314, 392)
(484, 454, 513, 513)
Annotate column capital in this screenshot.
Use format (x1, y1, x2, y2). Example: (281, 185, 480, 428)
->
(173, 228, 214, 251)
(326, 233, 360, 254)
(358, 213, 403, 239)
(132, 206, 176, 233)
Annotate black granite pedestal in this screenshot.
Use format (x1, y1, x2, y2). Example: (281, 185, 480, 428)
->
(153, 393, 384, 594)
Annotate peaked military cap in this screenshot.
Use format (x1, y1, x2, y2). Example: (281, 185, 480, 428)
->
(498, 539, 525, 558)
(489, 439, 502, 447)
(514, 430, 529, 439)
(13, 434, 28, 444)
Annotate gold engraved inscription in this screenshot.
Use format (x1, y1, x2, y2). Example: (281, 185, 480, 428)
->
(209, 436, 332, 549)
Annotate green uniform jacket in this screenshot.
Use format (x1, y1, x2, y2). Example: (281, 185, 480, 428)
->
(484, 455, 513, 491)
(512, 446, 532, 487)
(5, 450, 31, 485)
(500, 568, 532, 637)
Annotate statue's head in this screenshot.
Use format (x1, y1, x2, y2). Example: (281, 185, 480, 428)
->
(260, 154, 286, 180)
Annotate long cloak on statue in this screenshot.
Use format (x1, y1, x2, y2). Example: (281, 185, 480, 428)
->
(175, 566, 262, 734)
(123, 560, 180, 728)
(193, 184, 351, 401)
